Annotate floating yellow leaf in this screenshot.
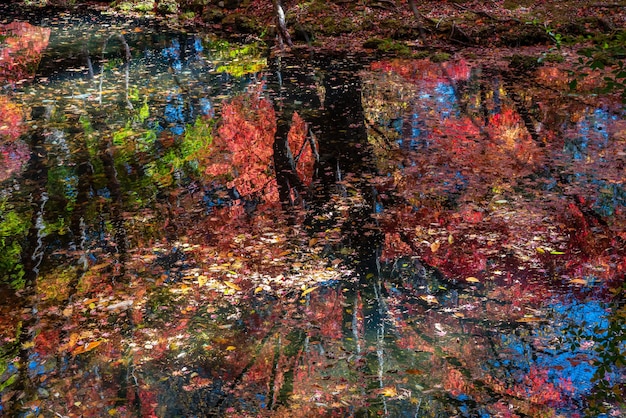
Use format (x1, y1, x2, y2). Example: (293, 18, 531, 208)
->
(569, 278, 588, 285)
(309, 238, 318, 246)
(225, 346, 236, 351)
(223, 281, 241, 291)
(550, 250, 565, 255)
(301, 286, 318, 297)
(465, 277, 480, 283)
(536, 247, 545, 254)
(21, 341, 35, 349)
(419, 295, 438, 304)
(197, 275, 208, 287)
(430, 241, 440, 253)
(254, 286, 263, 294)
(516, 316, 543, 323)
(380, 386, 397, 397)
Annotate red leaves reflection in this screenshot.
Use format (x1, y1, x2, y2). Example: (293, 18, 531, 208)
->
(0, 22, 50, 84)
(207, 89, 277, 198)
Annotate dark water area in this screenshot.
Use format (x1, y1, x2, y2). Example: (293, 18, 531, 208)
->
(0, 6, 624, 418)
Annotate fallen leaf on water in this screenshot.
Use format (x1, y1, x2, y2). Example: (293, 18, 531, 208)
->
(569, 278, 588, 285)
(516, 316, 543, 323)
(197, 275, 208, 286)
(301, 286, 318, 297)
(380, 386, 397, 397)
(430, 241, 440, 253)
(254, 286, 263, 294)
(225, 346, 236, 351)
(405, 369, 424, 375)
(419, 295, 438, 304)
(106, 299, 133, 311)
(72, 340, 103, 355)
(465, 277, 480, 283)
(224, 281, 241, 291)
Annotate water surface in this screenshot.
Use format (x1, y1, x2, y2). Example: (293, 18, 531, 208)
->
(0, 9, 624, 417)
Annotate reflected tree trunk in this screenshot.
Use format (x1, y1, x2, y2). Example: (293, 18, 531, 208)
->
(13, 126, 49, 412)
(92, 115, 129, 282)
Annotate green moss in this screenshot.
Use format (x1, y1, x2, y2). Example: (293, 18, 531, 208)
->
(319, 17, 357, 35)
(156, 0, 178, 15)
(113, 0, 155, 13)
(430, 52, 451, 63)
(413, 51, 430, 59)
(363, 38, 412, 57)
(181, 11, 195, 20)
(509, 53, 543, 71)
(222, 13, 260, 34)
(543, 53, 564, 63)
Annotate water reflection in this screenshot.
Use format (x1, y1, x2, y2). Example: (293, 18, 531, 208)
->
(0, 11, 624, 418)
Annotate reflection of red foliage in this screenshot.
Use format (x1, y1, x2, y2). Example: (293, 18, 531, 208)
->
(207, 90, 277, 198)
(0, 96, 24, 141)
(205, 91, 313, 201)
(444, 367, 473, 397)
(515, 366, 570, 407)
(34, 328, 60, 357)
(306, 289, 344, 340)
(0, 22, 50, 84)
(381, 232, 413, 262)
(370, 58, 471, 83)
(288, 111, 314, 187)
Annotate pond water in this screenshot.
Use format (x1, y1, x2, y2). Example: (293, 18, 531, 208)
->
(1, 8, 624, 418)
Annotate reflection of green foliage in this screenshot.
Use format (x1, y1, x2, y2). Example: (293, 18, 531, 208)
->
(0, 199, 29, 289)
(137, 100, 150, 123)
(129, 86, 140, 102)
(103, 57, 124, 71)
(180, 116, 214, 168)
(113, 126, 136, 146)
(208, 41, 267, 77)
(144, 118, 213, 187)
(0, 368, 18, 392)
(47, 165, 77, 205)
(215, 59, 266, 78)
(112, 100, 150, 146)
(79, 114, 93, 135)
(44, 216, 69, 236)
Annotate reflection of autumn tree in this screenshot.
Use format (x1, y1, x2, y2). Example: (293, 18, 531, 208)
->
(0, 22, 50, 85)
(364, 58, 624, 285)
(205, 87, 278, 199)
(358, 57, 625, 415)
(0, 22, 48, 179)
